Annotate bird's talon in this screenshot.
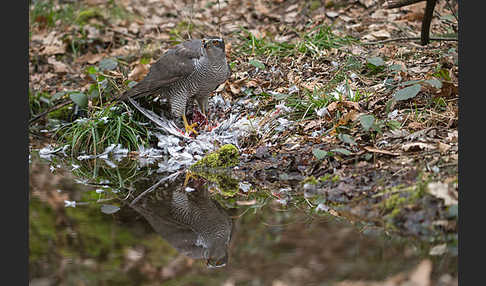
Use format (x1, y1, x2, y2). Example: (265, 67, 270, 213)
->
(183, 114, 198, 135)
(183, 171, 194, 187)
(185, 122, 198, 135)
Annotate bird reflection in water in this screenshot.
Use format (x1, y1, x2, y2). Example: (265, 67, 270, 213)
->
(129, 173, 234, 268)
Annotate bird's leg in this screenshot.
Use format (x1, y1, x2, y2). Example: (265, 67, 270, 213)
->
(183, 170, 194, 187)
(182, 113, 198, 135)
(196, 96, 209, 125)
(196, 96, 209, 118)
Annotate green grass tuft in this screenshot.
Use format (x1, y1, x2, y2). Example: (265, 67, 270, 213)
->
(235, 24, 356, 58)
(55, 103, 149, 156)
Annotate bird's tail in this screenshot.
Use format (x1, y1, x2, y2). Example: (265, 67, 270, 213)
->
(111, 80, 160, 104)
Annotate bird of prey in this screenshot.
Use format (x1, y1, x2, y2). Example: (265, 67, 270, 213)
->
(119, 37, 231, 135)
(129, 175, 234, 268)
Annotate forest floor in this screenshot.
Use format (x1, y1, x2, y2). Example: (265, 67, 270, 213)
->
(29, 1, 458, 285)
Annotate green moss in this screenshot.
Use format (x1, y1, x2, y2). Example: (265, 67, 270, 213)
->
(76, 8, 103, 25)
(384, 193, 408, 214)
(47, 105, 72, 121)
(190, 144, 240, 169)
(29, 199, 57, 261)
(319, 174, 340, 182)
(141, 235, 179, 268)
(302, 176, 319, 185)
(309, 0, 321, 11)
(192, 170, 240, 197)
(382, 184, 425, 219)
(188, 145, 240, 196)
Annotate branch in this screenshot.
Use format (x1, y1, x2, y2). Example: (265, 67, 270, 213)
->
(29, 100, 72, 125)
(421, 0, 437, 45)
(362, 36, 458, 45)
(384, 0, 426, 9)
(445, 0, 458, 22)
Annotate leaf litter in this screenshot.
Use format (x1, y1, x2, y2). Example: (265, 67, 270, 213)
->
(29, 0, 458, 284)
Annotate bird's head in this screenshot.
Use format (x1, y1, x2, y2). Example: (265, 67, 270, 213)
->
(205, 247, 228, 268)
(201, 37, 226, 58)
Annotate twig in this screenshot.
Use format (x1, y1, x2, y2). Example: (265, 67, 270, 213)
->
(217, 0, 222, 36)
(29, 99, 72, 124)
(445, 0, 458, 22)
(362, 36, 457, 45)
(130, 171, 183, 206)
(384, 0, 425, 9)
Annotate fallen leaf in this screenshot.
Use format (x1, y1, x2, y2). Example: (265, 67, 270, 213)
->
(437, 142, 451, 154)
(429, 244, 447, 256)
(101, 204, 120, 214)
(236, 200, 256, 206)
(39, 45, 66, 56)
(393, 84, 421, 101)
(326, 11, 339, 18)
(408, 122, 424, 130)
(47, 57, 70, 73)
(371, 30, 391, 39)
(75, 52, 105, 64)
(246, 80, 259, 88)
(427, 182, 458, 206)
(327, 101, 361, 114)
(402, 142, 436, 152)
(409, 260, 432, 286)
(229, 83, 241, 95)
(364, 146, 399, 156)
(359, 0, 376, 8)
(437, 81, 458, 98)
(128, 64, 149, 81)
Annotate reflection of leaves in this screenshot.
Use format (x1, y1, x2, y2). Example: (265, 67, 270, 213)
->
(69, 92, 88, 108)
(101, 204, 120, 214)
(360, 114, 375, 131)
(393, 84, 421, 101)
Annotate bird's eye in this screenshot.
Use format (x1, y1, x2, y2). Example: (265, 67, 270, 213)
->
(212, 40, 223, 48)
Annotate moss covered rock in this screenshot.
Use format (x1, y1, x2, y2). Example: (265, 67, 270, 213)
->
(190, 144, 239, 170)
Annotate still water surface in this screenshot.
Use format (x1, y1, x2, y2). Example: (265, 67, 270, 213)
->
(29, 152, 457, 286)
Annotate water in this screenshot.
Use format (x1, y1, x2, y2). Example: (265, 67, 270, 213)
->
(29, 151, 457, 286)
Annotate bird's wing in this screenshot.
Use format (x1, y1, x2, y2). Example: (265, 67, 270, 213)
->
(119, 39, 203, 100)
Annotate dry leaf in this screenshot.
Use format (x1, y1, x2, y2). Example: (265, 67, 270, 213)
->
(437, 142, 451, 154)
(371, 30, 391, 39)
(246, 80, 259, 88)
(359, 0, 377, 8)
(254, 0, 270, 15)
(39, 45, 66, 56)
(229, 83, 241, 95)
(75, 52, 105, 64)
(128, 64, 149, 81)
(402, 142, 436, 152)
(409, 260, 432, 286)
(48, 57, 70, 73)
(437, 81, 458, 98)
(427, 182, 458, 206)
(364, 146, 399, 156)
(327, 101, 360, 114)
(236, 200, 256, 206)
(408, 122, 425, 130)
(429, 244, 447, 256)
